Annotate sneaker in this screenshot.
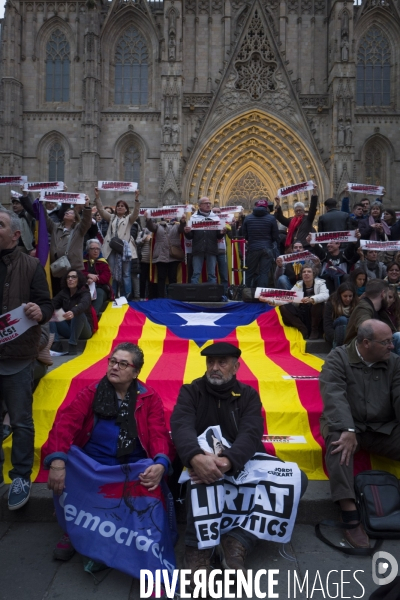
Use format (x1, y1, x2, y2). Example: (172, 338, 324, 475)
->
(54, 533, 76, 561)
(8, 477, 31, 510)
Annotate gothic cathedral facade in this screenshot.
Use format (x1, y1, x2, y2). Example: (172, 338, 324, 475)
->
(0, 0, 399, 211)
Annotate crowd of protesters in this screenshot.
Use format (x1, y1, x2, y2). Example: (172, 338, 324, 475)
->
(4, 186, 400, 353)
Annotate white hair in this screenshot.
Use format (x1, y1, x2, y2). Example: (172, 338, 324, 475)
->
(86, 238, 101, 251)
(294, 202, 305, 209)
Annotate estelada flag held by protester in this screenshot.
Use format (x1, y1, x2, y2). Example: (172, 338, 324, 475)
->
(4, 300, 399, 484)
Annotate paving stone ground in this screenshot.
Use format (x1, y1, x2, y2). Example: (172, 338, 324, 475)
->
(1, 519, 397, 599)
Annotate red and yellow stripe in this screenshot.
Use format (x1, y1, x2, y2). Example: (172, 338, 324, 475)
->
(4, 303, 400, 483)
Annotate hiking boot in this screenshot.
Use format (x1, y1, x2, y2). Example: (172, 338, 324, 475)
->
(183, 545, 214, 592)
(53, 533, 76, 561)
(51, 341, 64, 353)
(220, 535, 247, 573)
(8, 477, 31, 510)
(68, 344, 78, 355)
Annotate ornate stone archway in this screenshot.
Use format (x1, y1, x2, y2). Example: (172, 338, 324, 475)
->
(183, 110, 329, 213)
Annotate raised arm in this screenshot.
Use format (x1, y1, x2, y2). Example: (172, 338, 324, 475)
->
(128, 189, 140, 224)
(94, 188, 112, 222)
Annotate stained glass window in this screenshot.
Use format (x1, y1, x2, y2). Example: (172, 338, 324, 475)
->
(115, 27, 148, 105)
(365, 143, 383, 185)
(49, 143, 65, 181)
(357, 26, 391, 106)
(46, 30, 70, 102)
(123, 145, 140, 186)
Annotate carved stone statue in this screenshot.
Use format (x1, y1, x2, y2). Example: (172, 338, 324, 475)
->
(341, 11, 349, 36)
(337, 121, 345, 146)
(172, 122, 180, 144)
(345, 121, 352, 146)
(341, 39, 349, 62)
(163, 121, 171, 144)
(168, 36, 176, 61)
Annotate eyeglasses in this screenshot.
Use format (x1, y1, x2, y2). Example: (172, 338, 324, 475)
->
(107, 357, 136, 370)
(89, 247, 100, 251)
(371, 338, 394, 347)
(66, 275, 78, 280)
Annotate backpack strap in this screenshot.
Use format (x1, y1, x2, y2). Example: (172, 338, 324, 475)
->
(315, 520, 383, 556)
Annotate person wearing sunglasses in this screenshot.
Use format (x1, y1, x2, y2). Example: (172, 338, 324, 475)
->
(42, 342, 175, 567)
(49, 269, 94, 355)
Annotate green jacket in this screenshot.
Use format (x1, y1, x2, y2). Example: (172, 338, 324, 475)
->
(319, 338, 400, 437)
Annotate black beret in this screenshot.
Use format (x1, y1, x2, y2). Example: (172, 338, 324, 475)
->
(200, 342, 241, 358)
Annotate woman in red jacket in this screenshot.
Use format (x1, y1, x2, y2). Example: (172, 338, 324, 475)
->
(43, 342, 175, 563)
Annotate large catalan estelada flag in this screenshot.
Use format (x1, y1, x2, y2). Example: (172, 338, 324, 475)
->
(3, 300, 399, 483)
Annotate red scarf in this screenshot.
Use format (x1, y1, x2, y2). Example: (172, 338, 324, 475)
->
(285, 216, 304, 247)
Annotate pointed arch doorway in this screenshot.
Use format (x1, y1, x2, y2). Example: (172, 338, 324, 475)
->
(183, 110, 328, 214)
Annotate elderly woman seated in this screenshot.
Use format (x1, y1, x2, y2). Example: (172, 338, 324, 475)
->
(42, 342, 175, 574)
(260, 262, 329, 339)
(82, 238, 113, 316)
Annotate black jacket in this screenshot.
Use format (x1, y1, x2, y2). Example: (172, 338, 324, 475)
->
(274, 195, 318, 248)
(318, 209, 353, 232)
(170, 375, 265, 475)
(51, 286, 94, 331)
(184, 211, 224, 256)
(241, 207, 280, 251)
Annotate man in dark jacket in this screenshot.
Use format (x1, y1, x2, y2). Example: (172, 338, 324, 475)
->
(184, 197, 224, 284)
(320, 319, 400, 549)
(318, 198, 354, 232)
(242, 199, 280, 287)
(343, 279, 397, 346)
(171, 342, 266, 583)
(171, 342, 307, 587)
(0, 208, 53, 511)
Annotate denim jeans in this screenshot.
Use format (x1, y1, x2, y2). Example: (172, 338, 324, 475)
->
(246, 248, 274, 288)
(0, 361, 35, 480)
(50, 313, 92, 346)
(107, 251, 132, 298)
(92, 287, 107, 316)
(191, 253, 217, 284)
(276, 274, 292, 290)
(216, 253, 229, 292)
(332, 316, 349, 349)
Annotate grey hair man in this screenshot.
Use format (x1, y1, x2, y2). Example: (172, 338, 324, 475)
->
(320, 319, 400, 549)
(0, 208, 53, 510)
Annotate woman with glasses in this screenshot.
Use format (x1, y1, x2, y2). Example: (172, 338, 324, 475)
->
(49, 269, 94, 355)
(42, 343, 175, 570)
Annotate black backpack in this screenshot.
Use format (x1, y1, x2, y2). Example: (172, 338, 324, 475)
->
(315, 470, 400, 555)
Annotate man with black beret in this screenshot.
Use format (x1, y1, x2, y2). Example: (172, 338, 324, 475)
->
(170, 341, 267, 584)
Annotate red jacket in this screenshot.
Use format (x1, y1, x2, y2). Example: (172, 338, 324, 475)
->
(82, 257, 112, 287)
(42, 380, 175, 471)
